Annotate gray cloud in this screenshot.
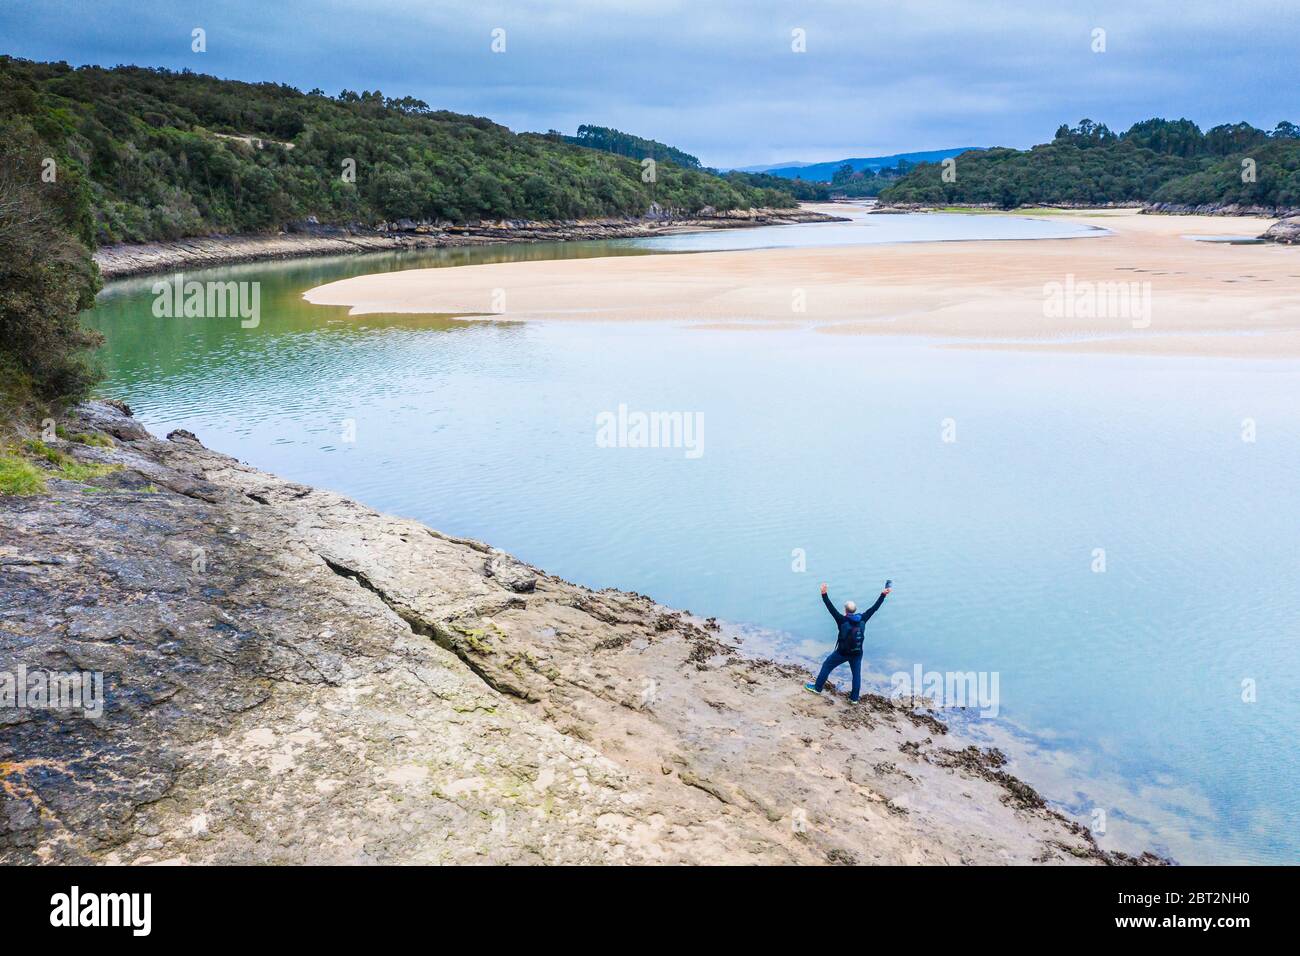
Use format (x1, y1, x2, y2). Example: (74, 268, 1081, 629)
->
(2, 0, 1295, 167)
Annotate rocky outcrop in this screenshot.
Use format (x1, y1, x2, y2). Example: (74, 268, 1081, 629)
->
(1261, 216, 1300, 244)
(1142, 202, 1300, 218)
(93, 209, 846, 280)
(873, 201, 1145, 213)
(0, 403, 1164, 865)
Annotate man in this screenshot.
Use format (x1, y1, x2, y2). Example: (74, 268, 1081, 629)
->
(804, 581, 891, 703)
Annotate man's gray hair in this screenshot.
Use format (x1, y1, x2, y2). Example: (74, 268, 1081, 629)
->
(844, 601, 857, 613)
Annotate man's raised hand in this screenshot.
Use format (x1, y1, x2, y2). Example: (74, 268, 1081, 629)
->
(820, 583, 828, 595)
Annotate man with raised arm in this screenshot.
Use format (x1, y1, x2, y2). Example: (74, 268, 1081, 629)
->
(804, 581, 891, 703)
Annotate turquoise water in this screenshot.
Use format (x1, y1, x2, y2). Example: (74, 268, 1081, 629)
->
(84, 213, 1299, 864)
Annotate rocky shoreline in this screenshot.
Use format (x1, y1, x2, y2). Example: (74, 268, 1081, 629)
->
(873, 200, 1146, 213)
(0, 402, 1168, 865)
(93, 208, 845, 280)
(872, 201, 1300, 243)
(1141, 201, 1300, 219)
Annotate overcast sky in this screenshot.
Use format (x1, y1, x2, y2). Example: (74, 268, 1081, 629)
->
(2, 0, 1295, 168)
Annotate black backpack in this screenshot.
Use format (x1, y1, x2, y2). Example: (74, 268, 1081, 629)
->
(837, 613, 865, 655)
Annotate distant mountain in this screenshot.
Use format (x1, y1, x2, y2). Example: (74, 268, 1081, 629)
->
(751, 148, 985, 182)
(731, 160, 813, 172)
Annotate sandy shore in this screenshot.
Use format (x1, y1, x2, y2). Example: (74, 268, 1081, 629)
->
(304, 208, 1300, 358)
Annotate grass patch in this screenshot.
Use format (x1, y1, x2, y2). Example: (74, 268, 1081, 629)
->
(59, 459, 120, 483)
(0, 452, 49, 495)
(22, 438, 65, 466)
(55, 424, 113, 447)
(20, 439, 120, 484)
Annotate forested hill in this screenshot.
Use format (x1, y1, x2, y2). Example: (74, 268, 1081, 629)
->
(551, 125, 703, 169)
(879, 119, 1300, 211)
(0, 58, 797, 246)
(550, 124, 834, 201)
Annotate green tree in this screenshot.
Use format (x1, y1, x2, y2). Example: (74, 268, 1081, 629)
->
(0, 122, 103, 407)
(0, 57, 796, 242)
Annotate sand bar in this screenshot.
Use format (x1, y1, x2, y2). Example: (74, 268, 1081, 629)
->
(304, 208, 1300, 358)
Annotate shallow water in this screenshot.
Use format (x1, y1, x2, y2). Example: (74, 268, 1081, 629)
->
(612, 205, 1106, 251)
(84, 212, 1299, 864)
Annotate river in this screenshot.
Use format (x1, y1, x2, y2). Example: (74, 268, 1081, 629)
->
(83, 208, 1300, 864)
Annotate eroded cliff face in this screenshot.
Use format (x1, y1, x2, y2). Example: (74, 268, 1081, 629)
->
(1, 402, 1156, 865)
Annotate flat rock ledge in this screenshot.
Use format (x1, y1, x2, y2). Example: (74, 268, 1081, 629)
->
(0, 402, 1166, 865)
(93, 208, 845, 280)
